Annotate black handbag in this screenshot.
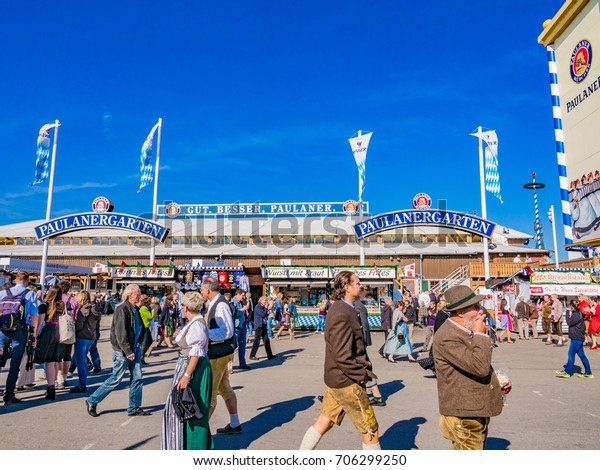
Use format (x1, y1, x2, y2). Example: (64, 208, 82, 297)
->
(171, 386, 203, 421)
(207, 335, 238, 359)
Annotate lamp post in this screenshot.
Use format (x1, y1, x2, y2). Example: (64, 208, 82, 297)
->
(523, 172, 546, 249)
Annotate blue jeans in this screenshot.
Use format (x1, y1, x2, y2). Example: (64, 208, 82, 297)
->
(0, 327, 27, 400)
(565, 339, 592, 375)
(267, 318, 274, 338)
(74, 338, 95, 387)
(247, 319, 253, 337)
(317, 315, 326, 331)
(88, 347, 143, 414)
(236, 323, 248, 367)
(89, 340, 101, 371)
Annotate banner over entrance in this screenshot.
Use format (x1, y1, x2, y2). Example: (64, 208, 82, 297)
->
(354, 209, 496, 239)
(34, 212, 168, 242)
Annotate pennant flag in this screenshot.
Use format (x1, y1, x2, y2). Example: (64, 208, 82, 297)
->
(107, 261, 114, 268)
(121, 261, 127, 268)
(30, 123, 59, 186)
(138, 122, 160, 192)
(471, 130, 503, 203)
(348, 132, 372, 201)
(152, 262, 158, 270)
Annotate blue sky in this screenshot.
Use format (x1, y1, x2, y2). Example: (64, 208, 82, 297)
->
(1, 1, 568, 255)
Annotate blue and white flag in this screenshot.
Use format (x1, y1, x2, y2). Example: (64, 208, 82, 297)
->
(30, 123, 58, 186)
(348, 132, 372, 202)
(471, 129, 503, 204)
(138, 122, 160, 192)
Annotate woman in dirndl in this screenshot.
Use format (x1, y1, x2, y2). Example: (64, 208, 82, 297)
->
(162, 291, 213, 450)
(383, 307, 415, 362)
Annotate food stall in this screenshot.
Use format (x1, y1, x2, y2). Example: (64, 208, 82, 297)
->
(262, 265, 397, 329)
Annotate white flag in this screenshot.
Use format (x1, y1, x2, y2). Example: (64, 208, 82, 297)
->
(470, 129, 503, 203)
(348, 132, 372, 201)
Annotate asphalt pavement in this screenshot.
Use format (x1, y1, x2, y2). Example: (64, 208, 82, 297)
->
(1, 317, 599, 450)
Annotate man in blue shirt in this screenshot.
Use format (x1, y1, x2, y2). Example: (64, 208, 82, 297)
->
(0, 272, 39, 405)
(232, 289, 251, 370)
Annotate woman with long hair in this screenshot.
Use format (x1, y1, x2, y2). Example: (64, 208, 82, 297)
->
(162, 291, 213, 450)
(497, 299, 514, 344)
(556, 299, 594, 379)
(70, 290, 102, 393)
(33, 286, 71, 400)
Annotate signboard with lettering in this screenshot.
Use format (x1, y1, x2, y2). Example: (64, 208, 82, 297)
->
(353, 210, 495, 239)
(263, 267, 330, 279)
(530, 269, 593, 285)
(530, 284, 600, 296)
(263, 266, 397, 280)
(34, 213, 168, 242)
(109, 268, 175, 278)
(157, 201, 369, 218)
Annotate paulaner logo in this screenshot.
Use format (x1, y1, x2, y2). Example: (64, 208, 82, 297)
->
(570, 39, 592, 83)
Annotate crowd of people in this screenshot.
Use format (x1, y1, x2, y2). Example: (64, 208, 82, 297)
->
(1, 270, 597, 450)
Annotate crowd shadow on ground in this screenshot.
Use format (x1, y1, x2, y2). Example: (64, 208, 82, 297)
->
(213, 395, 315, 450)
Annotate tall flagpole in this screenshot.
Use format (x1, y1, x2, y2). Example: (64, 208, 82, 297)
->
(150, 117, 162, 265)
(358, 129, 365, 266)
(549, 205, 560, 268)
(39, 119, 60, 292)
(477, 125, 491, 280)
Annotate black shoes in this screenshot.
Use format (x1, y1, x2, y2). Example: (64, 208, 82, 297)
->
(216, 423, 242, 434)
(128, 407, 152, 416)
(268, 355, 278, 360)
(69, 386, 88, 394)
(4, 396, 22, 405)
(238, 365, 252, 370)
(317, 395, 324, 402)
(45, 386, 56, 400)
(90, 369, 102, 375)
(249, 356, 259, 361)
(85, 399, 99, 417)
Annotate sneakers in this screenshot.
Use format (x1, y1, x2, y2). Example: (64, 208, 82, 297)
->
(369, 396, 387, 407)
(56, 381, 67, 390)
(555, 370, 571, 378)
(577, 373, 595, 379)
(216, 423, 242, 434)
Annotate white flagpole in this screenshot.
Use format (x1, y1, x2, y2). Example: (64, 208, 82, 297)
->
(358, 129, 365, 266)
(39, 119, 60, 292)
(549, 205, 560, 268)
(150, 117, 162, 265)
(477, 125, 491, 280)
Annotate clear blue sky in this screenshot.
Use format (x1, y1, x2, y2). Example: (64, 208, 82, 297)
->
(1, 1, 568, 254)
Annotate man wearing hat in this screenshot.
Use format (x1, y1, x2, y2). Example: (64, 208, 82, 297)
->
(433, 285, 512, 450)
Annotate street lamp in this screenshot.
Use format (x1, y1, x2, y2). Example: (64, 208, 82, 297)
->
(523, 172, 546, 249)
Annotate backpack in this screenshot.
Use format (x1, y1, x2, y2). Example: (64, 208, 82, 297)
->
(0, 288, 26, 332)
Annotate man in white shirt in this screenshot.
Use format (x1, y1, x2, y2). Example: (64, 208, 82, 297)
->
(0, 272, 39, 405)
(201, 276, 242, 434)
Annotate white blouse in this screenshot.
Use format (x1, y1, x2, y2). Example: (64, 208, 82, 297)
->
(174, 315, 209, 357)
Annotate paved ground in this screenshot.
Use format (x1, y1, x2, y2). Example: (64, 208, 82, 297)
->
(1, 318, 600, 450)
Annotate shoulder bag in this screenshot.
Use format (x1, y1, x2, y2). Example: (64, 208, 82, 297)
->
(58, 311, 76, 344)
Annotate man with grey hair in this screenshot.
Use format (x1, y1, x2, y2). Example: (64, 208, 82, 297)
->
(86, 283, 150, 417)
(201, 276, 242, 434)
